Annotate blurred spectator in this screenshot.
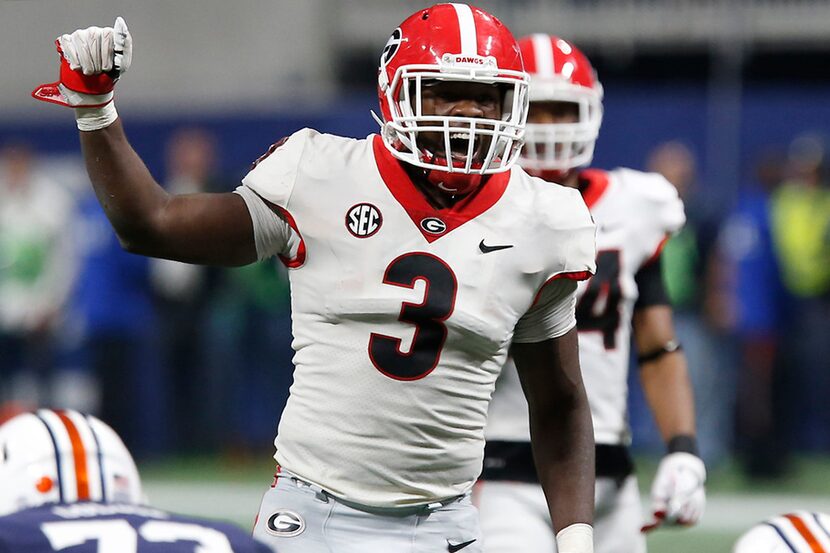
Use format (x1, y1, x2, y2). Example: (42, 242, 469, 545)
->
(207, 259, 293, 458)
(715, 147, 790, 477)
(770, 133, 830, 452)
(149, 128, 225, 452)
(645, 141, 732, 463)
(59, 189, 165, 458)
(0, 143, 75, 409)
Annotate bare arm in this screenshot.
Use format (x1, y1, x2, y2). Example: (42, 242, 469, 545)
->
(80, 119, 257, 266)
(512, 327, 594, 531)
(635, 304, 706, 531)
(633, 305, 696, 443)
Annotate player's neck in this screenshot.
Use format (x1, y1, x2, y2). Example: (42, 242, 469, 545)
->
(560, 170, 580, 189)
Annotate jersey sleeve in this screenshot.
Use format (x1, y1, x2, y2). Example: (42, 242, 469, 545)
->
(237, 128, 317, 265)
(234, 185, 301, 262)
(513, 279, 578, 343)
(619, 169, 687, 263)
(241, 128, 315, 209)
(513, 185, 596, 343)
(641, 172, 686, 236)
(543, 185, 597, 280)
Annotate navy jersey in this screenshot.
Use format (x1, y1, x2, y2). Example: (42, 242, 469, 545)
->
(0, 503, 271, 553)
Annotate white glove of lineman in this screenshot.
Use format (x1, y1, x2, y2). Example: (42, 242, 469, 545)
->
(33, 17, 132, 129)
(642, 452, 706, 532)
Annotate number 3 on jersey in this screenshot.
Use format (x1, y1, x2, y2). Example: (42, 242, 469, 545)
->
(369, 252, 458, 381)
(575, 250, 622, 349)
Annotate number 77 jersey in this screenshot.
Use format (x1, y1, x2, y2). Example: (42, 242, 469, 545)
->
(0, 503, 271, 553)
(236, 128, 596, 507)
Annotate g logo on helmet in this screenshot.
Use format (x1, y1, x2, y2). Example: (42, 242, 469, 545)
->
(380, 28, 403, 67)
(379, 28, 405, 91)
(266, 510, 305, 537)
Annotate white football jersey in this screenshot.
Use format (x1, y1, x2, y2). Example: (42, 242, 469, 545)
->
(236, 129, 596, 507)
(486, 168, 685, 446)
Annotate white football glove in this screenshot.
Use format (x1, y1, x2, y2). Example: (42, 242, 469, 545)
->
(642, 452, 706, 532)
(33, 17, 132, 130)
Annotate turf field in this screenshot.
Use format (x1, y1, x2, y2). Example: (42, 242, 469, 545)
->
(139, 455, 830, 552)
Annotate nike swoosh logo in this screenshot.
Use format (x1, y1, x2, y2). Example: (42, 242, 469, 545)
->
(479, 239, 513, 253)
(448, 538, 477, 552)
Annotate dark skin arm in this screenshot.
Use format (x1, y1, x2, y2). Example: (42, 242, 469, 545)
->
(512, 327, 595, 531)
(79, 119, 257, 266)
(633, 305, 696, 442)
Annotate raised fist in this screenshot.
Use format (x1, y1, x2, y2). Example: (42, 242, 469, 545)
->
(33, 17, 132, 108)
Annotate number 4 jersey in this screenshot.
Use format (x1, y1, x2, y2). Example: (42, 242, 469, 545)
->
(0, 503, 270, 553)
(235, 129, 596, 507)
(486, 168, 686, 447)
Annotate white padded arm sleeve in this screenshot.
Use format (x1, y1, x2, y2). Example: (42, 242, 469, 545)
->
(233, 185, 295, 261)
(513, 279, 578, 343)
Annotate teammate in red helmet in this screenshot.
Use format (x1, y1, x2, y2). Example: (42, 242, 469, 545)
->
(479, 34, 705, 553)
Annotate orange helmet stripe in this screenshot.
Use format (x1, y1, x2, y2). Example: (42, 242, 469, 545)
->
(784, 513, 827, 553)
(55, 410, 91, 501)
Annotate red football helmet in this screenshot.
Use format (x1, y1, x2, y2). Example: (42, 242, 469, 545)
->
(375, 3, 530, 195)
(518, 34, 603, 179)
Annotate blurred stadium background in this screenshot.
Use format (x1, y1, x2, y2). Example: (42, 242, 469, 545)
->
(2, 1, 829, 551)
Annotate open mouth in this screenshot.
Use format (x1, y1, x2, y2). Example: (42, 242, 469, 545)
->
(445, 131, 482, 164)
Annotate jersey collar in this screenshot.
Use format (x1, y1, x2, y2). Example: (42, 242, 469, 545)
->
(372, 135, 510, 243)
(577, 168, 610, 210)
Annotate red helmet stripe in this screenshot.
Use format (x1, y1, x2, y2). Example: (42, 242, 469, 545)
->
(451, 3, 477, 55)
(531, 34, 554, 77)
(55, 410, 91, 501)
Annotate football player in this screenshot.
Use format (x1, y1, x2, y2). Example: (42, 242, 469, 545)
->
(733, 512, 830, 552)
(32, 6, 597, 553)
(0, 409, 271, 552)
(478, 35, 706, 552)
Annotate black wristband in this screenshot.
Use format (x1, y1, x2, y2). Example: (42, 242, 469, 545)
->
(637, 339, 682, 365)
(667, 434, 699, 456)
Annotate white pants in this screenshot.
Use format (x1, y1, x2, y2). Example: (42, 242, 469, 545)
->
(475, 475, 646, 553)
(254, 472, 483, 552)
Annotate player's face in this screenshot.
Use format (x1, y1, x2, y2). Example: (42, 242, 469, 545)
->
(527, 100, 580, 125)
(415, 80, 503, 166)
(524, 102, 579, 186)
(527, 100, 580, 159)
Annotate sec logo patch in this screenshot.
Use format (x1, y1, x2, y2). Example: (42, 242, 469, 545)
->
(346, 203, 382, 238)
